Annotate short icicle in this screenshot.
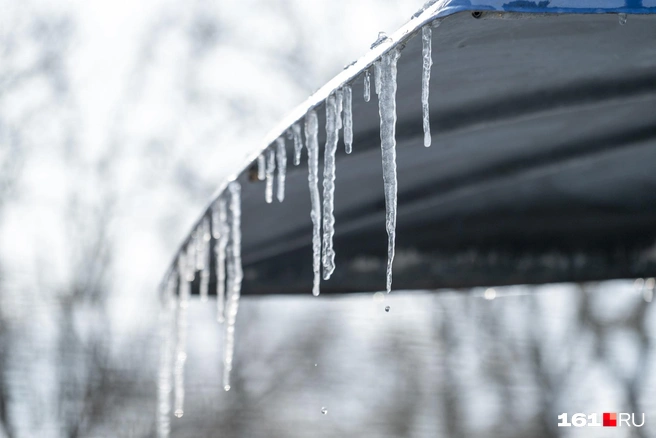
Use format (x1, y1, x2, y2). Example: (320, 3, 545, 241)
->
(421, 26, 433, 147)
(378, 48, 401, 293)
(292, 123, 303, 165)
(364, 69, 371, 102)
(223, 182, 243, 391)
(335, 88, 343, 130)
(174, 251, 191, 418)
(343, 84, 353, 154)
(322, 95, 338, 280)
(304, 110, 322, 296)
(199, 217, 211, 301)
(157, 272, 177, 438)
(276, 137, 287, 202)
(265, 148, 276, 203)
(213, 198, 229, 323)
(257, 154, 266, 180)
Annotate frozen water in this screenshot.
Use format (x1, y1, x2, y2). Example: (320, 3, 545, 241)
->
(292, 123, 303, 166)
(378, 48, 401, 293)
(157, 273, 177, 438)
(363, 69, 371, 102)
(374, 60, 382, 95)
(199, 218, 211, 301)
(322, 95, 338, 280)
(276, 137, 287, 202)
(265, 148, 276, 203)
(618, 13, 627, 25)
(223, 182, 243, 391)
(213, 198, 229, 323)
(305, 110, 322, 296)
(257, 154, 266, 180)
(174, 252, 191, 417)
(335, 88, 343, 130)
(343, 85, 353, 154)
(421, 26, 432, 147)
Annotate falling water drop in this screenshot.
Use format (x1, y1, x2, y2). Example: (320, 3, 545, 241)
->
(321, 407, 328, 415)
(343, 84, 353, 154)
(322, 95, 338, 280)
(305, 110, 322, 297)
(224, 385, 231, 392)
(378, 49, 401, 293)
(385, 306, 390, 312)
(174, 409, 184, 418)
(421, 26, 432, 147)
(276, 137, 287, 202)
(618, 13, 627, 25)
(265, 148, 276, 203)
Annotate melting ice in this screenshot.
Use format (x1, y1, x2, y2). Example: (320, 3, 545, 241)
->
(305, 110, 322, 296)
(343, 85, 353, 154)
(276, 137, 287, 202)
(322, 95, 338, 280)
(421, 26, 432, 147)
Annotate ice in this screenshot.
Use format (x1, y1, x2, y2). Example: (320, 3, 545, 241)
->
(374, 60, 382, 95)
(276, 137, 287, 202)
(378, 48, 401, 293)
(199, 217, 211, 301)
(223, 182, 243, 391)
(364, 69, 371, 102)
(257, 154, 266, 180)
(174, 252, 191, 417)
(335, 88, 343, 130)
(343, 84, 353, 154)
(292, 123, 303, 166)
(618, 13, 627, 25)
(421, 26, 432, 147)
(265, 147, 276, 203)
(304, 110, 322, 296)
(213, 198, 229, 323)
(157, 272, 177, 438)
(322, 95, 338, 280)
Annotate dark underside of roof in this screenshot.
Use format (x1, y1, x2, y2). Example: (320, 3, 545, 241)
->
(191, 12, 656, 296)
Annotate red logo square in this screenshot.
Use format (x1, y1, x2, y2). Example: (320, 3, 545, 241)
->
(603, 412, 617, 427)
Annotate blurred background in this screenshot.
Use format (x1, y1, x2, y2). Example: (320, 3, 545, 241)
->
(0, 0, 655, 437)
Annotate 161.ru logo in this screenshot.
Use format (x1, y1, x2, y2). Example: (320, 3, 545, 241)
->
(558, 413, 645, 427)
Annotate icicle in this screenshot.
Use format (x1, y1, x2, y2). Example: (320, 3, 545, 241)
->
(157, 272, 177, 438)
(364, 69, 371, 102)
(174, 253, 191, 418)
(214, 198, 229, 323)
(265, 148, 276, 203)
(322, 95, 338, 280)
(335, 88, 343, 130)
(276, 137, 287, 202)
(292, 123, 303, 166)
(305, 110, 322, 296)
(257, 154, 266, 180)
(422, 26, 432, 147)
(343, 84, 353, 154)
(223, 182, 243, 391)
(374, 60, 382, 95)
(194, 226, 204, 272)
(199, 217, 211, 301)
(378, 48, 401, 293)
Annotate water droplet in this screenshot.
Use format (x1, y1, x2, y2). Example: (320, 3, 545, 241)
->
(174, 409, 184, 418)
(321, 407, 328, 415)
(484, 288, 496, 300)
(384, 306, 390, 312)
(314, 363, 318, 367)
(634, 278, 645, 290)
(224, 385, 231, 391)
(618, 13, 627, 25)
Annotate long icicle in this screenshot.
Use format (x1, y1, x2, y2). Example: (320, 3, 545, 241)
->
(364, 69, 371, 102)
(276, 137, 287, 202)
(223, 182, 243, 391)
(305, 110, 321, 296)
(157, 272, 177, 438)
(343, 84, 353, 154)
(213, 198, 229, 323)
(199, 217, 211, 301)
(422, 26, 433, 147)
(292, 123, 303, 165)
(374, 60, 382, 95)
(265, 148, 275, 203)
(322, 95, 338, 280)
(173, 250, 191, 418)
(378, 48, 401, 293)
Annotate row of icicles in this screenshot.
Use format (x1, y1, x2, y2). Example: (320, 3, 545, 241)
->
(157, 24, 435, 437)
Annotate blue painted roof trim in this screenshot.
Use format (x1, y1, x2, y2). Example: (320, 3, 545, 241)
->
(431, 0, 656, 16)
